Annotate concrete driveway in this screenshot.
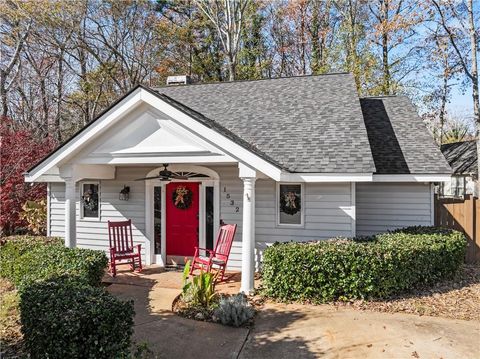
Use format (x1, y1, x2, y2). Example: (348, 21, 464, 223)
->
(106, 268, 480, 359)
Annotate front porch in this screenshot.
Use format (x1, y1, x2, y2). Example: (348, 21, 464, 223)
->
(53, 163, 260, 293)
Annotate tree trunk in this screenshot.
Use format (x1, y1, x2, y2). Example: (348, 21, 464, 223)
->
(310, 1, 321, 74)
(300, 5, 307, 75)
(439, 48, 449, 145)
(55, 48, 64, 142)
(439, 72, 447, 145)
(78, 47, 90, 125)
(228, 58, 235, 81)
(0, 70, 7, 118)
(381, 0, 391, 95)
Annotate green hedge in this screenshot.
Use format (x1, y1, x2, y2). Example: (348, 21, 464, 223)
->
(0, 236, 108, 288)
(262, 226, 466, 302)
(20, 277, 135, 359)
(0, 236, 62, 279)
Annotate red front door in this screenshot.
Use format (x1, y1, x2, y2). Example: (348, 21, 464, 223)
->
(166, 182, 199, 257)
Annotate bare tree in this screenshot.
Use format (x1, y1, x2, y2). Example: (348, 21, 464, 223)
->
(368, 0, 423, 95)
(431, 0, 479, 193)
(310, 0, 335, 74)
(0, 1, 32, 118)
(194, 0, 250, 81)
(467, 0, 479, 194)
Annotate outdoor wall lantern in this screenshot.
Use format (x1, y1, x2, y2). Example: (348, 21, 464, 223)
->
(119, 186, 130, 201)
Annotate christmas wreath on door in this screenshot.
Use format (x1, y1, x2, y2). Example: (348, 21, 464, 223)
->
(172, 185, 192, 210)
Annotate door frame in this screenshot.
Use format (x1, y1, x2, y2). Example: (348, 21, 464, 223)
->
(145, 165, 220, 266)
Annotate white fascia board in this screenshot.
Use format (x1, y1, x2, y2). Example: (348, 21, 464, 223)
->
(79, 155, 237, 165)
(372, 174, 452, 182)
(25, 173, 64, 183)
(141, 90, 283, 181)
(25, 89, 143, 182)
(280, 172, 373, 183)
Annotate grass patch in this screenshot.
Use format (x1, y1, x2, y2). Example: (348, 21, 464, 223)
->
(0, 278, 23, 357)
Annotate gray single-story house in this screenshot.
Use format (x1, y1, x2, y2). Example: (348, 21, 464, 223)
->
(440, 140, 477, 197)
(24, 73, 451, 293)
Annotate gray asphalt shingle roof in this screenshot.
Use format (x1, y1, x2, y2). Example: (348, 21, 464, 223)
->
(360, 96, 451, 174)
(440, 141, 477, 175)
(29, 74, 451, 176)
(157, 73, 376, 173)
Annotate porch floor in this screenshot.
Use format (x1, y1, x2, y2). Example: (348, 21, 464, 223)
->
(104, 265, 479, 359)
(103, 264, 243, 294)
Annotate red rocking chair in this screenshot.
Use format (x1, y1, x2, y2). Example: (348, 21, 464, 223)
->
(108, 219, 142, 277)
(190, 223, 237, 281)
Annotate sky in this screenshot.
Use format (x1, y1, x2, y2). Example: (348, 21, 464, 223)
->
(448, 87, 475, 127)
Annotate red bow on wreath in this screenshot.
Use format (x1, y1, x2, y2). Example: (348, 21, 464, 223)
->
(174, 186, 189, 206)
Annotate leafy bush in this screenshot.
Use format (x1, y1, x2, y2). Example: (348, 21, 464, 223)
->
(181, 261, 217, 309)
(20, 277, 134, 359)
(20, 199, 47, 235)
(0, 236, 108, 288)
(0, 118, 56, 235)
(214, 293, 255, 327)
(262, 226, 466, 302)
(0, 236, 61, 280)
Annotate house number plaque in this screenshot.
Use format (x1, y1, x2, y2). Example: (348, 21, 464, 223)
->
(224, 185, 240, 213)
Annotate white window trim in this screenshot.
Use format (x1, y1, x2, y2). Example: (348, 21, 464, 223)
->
(80, 181, 101, 221)
(276, 182, 305, 227)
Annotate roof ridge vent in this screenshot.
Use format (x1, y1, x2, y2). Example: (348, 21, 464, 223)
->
(166, 75, 191, 86)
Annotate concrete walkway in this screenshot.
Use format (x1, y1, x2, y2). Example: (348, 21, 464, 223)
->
(106, 267, 480, 359)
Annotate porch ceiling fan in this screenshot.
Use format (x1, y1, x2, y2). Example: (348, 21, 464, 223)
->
(135, 164, 188, 181)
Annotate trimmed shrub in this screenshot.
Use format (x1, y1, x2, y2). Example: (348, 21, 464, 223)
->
(20, 277, 134, 359)
(0, 236, 108, 288)
(262, 227, 466, 302)
(0, 236, 62, 280)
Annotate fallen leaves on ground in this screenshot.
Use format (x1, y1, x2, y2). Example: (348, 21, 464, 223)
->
(0, 278, 23, 357)
(334, 265, 480, 321)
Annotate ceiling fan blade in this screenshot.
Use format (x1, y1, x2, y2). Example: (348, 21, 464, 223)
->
(134, 176, 161, 181)
(171, 175, 189, 180)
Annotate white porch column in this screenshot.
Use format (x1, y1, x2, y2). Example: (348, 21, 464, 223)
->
(239, 163, 256, 294)
(64, 177, 77, 248)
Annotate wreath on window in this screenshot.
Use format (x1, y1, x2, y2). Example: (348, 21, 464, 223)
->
(280, 191, 301, 215)
(172, 185, 192, 210)
(81, 189, 98, 211)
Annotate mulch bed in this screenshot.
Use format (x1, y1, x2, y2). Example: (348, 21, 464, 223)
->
(172, 293, 262, 327)
(332, 265, 480, 321)
(171, 293, 214, 322)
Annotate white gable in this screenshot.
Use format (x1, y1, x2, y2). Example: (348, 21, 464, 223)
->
(78, 104, 230, 163)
